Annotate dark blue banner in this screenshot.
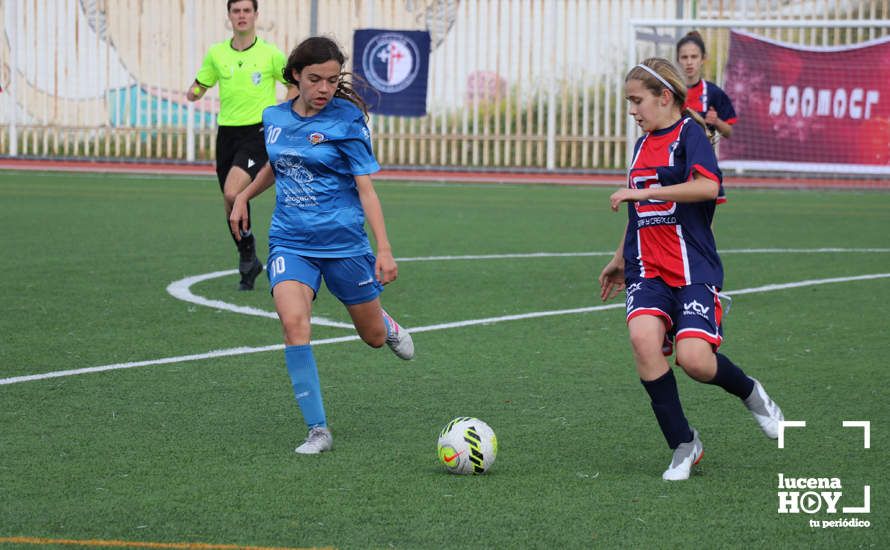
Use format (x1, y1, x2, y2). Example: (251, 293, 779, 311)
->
(352, 29, 430, 117)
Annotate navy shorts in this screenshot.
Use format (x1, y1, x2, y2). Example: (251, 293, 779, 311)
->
(267, 248, 384, 306)
(625, 277, 724, 349)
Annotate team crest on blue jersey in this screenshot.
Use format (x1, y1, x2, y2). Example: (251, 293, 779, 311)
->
(361, 127, 371, 141)
(252, 71, 262, 85)
(361, 33, 421, 93)
(308, 132, 326, 145)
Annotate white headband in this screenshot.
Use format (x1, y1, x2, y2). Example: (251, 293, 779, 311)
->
(634, 64, 676, 95)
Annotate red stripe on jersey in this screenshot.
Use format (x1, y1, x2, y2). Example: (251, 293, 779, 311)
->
(630, 167, 676, 214)
(724, 116, 738, 125)
(684, 80, 706, 112)
(631, 123, 684, 215)
(629, 120, 695, 287)
(637, 200, 676, 214)
(690, 163, 720, 183)
(638, 226, 688, 287)
(632, 123, 685, 169)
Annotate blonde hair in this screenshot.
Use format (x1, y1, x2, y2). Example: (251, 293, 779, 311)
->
(625, 57, 713, 141)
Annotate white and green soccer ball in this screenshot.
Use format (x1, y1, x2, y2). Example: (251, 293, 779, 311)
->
(437, 417, 497, 475)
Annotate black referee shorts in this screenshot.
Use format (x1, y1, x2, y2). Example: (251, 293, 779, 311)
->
(215, 123, 267, 191)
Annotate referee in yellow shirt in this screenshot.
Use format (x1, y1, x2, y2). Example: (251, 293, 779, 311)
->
(186, 0, 293, 290)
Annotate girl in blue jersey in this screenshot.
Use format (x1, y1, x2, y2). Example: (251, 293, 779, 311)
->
(676, 31, 737, 140)
(598, 58, 783, 480)
(230, 37, 414, 455)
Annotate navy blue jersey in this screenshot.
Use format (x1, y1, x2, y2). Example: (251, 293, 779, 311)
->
(262, 97, 380, 257)
(685, 79, 738, 129)
(624, 117, 724, 288)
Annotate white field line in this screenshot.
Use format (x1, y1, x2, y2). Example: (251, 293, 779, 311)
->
(398, 248, 890, 262)
(168, 248, 890, 322)
(165, 270, 354, 328)
(722, 273, 890, 295)
(4, 271, 889, 386)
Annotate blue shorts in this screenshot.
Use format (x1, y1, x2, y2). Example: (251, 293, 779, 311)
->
(267, 248, 384, 305)
(625, 277, 724, 349)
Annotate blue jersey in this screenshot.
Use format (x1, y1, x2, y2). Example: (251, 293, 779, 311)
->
(263, 97, 380, 257)
(624, 117, 724, 288)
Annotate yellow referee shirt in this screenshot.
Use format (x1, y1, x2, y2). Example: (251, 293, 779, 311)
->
(195, 37, 287, 126)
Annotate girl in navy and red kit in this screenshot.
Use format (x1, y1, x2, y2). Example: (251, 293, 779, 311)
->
(598, 58, 783, 481)
(677, 31, 737, 140)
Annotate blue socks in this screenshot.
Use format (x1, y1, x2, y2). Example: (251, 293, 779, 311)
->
(707, 353, 756, 399)
(641, 369, 694, 449)
(284, 344, 327, 429)
(381, 311, 394, 338)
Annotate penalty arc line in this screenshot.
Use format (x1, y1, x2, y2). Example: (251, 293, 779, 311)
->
(165, 270, 355, 328)
(166, 248, 890, 322)
(3, 272, 889, 386)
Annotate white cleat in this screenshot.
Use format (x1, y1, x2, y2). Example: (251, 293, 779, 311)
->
(295, 426, 333, 454)
(744, 378, 784, 439)
(382, 310, 414, 360)
(663, 429, 703, 481)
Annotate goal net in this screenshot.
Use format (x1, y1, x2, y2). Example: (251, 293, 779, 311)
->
(628, 19, 890, 176)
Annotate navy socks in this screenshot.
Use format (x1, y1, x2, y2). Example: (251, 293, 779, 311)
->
(707, 353, 756, 399)
(641, 369, 694, 449)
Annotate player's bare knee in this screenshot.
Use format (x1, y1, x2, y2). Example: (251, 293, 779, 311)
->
(676, 352, 713, 382)
(628, 331, 660, 359)
(281, 318, 311, 345)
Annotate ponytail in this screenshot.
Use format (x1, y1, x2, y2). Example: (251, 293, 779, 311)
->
(683, 108, 715, 143)
(334, 73, 371, 119)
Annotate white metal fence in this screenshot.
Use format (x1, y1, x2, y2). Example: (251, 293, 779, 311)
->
(1, 0, 886, 170)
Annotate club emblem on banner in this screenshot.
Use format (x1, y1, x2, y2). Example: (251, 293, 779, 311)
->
(361, 33, 422, 94)
(353, 29, 430, 116)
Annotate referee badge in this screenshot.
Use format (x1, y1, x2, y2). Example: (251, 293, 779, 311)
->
(308, 132, 326, 145)
(252, 71, 262, 85)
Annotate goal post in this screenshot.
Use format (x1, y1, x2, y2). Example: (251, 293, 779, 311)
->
(627, 18, 890, 176)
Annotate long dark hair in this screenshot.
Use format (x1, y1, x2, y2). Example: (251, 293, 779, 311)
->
(283, 36, 369, 117)
(676, 30, 706, 58)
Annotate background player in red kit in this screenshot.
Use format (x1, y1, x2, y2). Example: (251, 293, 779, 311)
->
(598, 57, 783, 481)
(677, 31, 737, 140)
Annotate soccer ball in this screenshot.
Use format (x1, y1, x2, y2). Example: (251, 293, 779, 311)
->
(437, 417, 497, 474)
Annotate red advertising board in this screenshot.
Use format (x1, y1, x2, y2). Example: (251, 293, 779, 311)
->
(721, 30, 890, 172)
